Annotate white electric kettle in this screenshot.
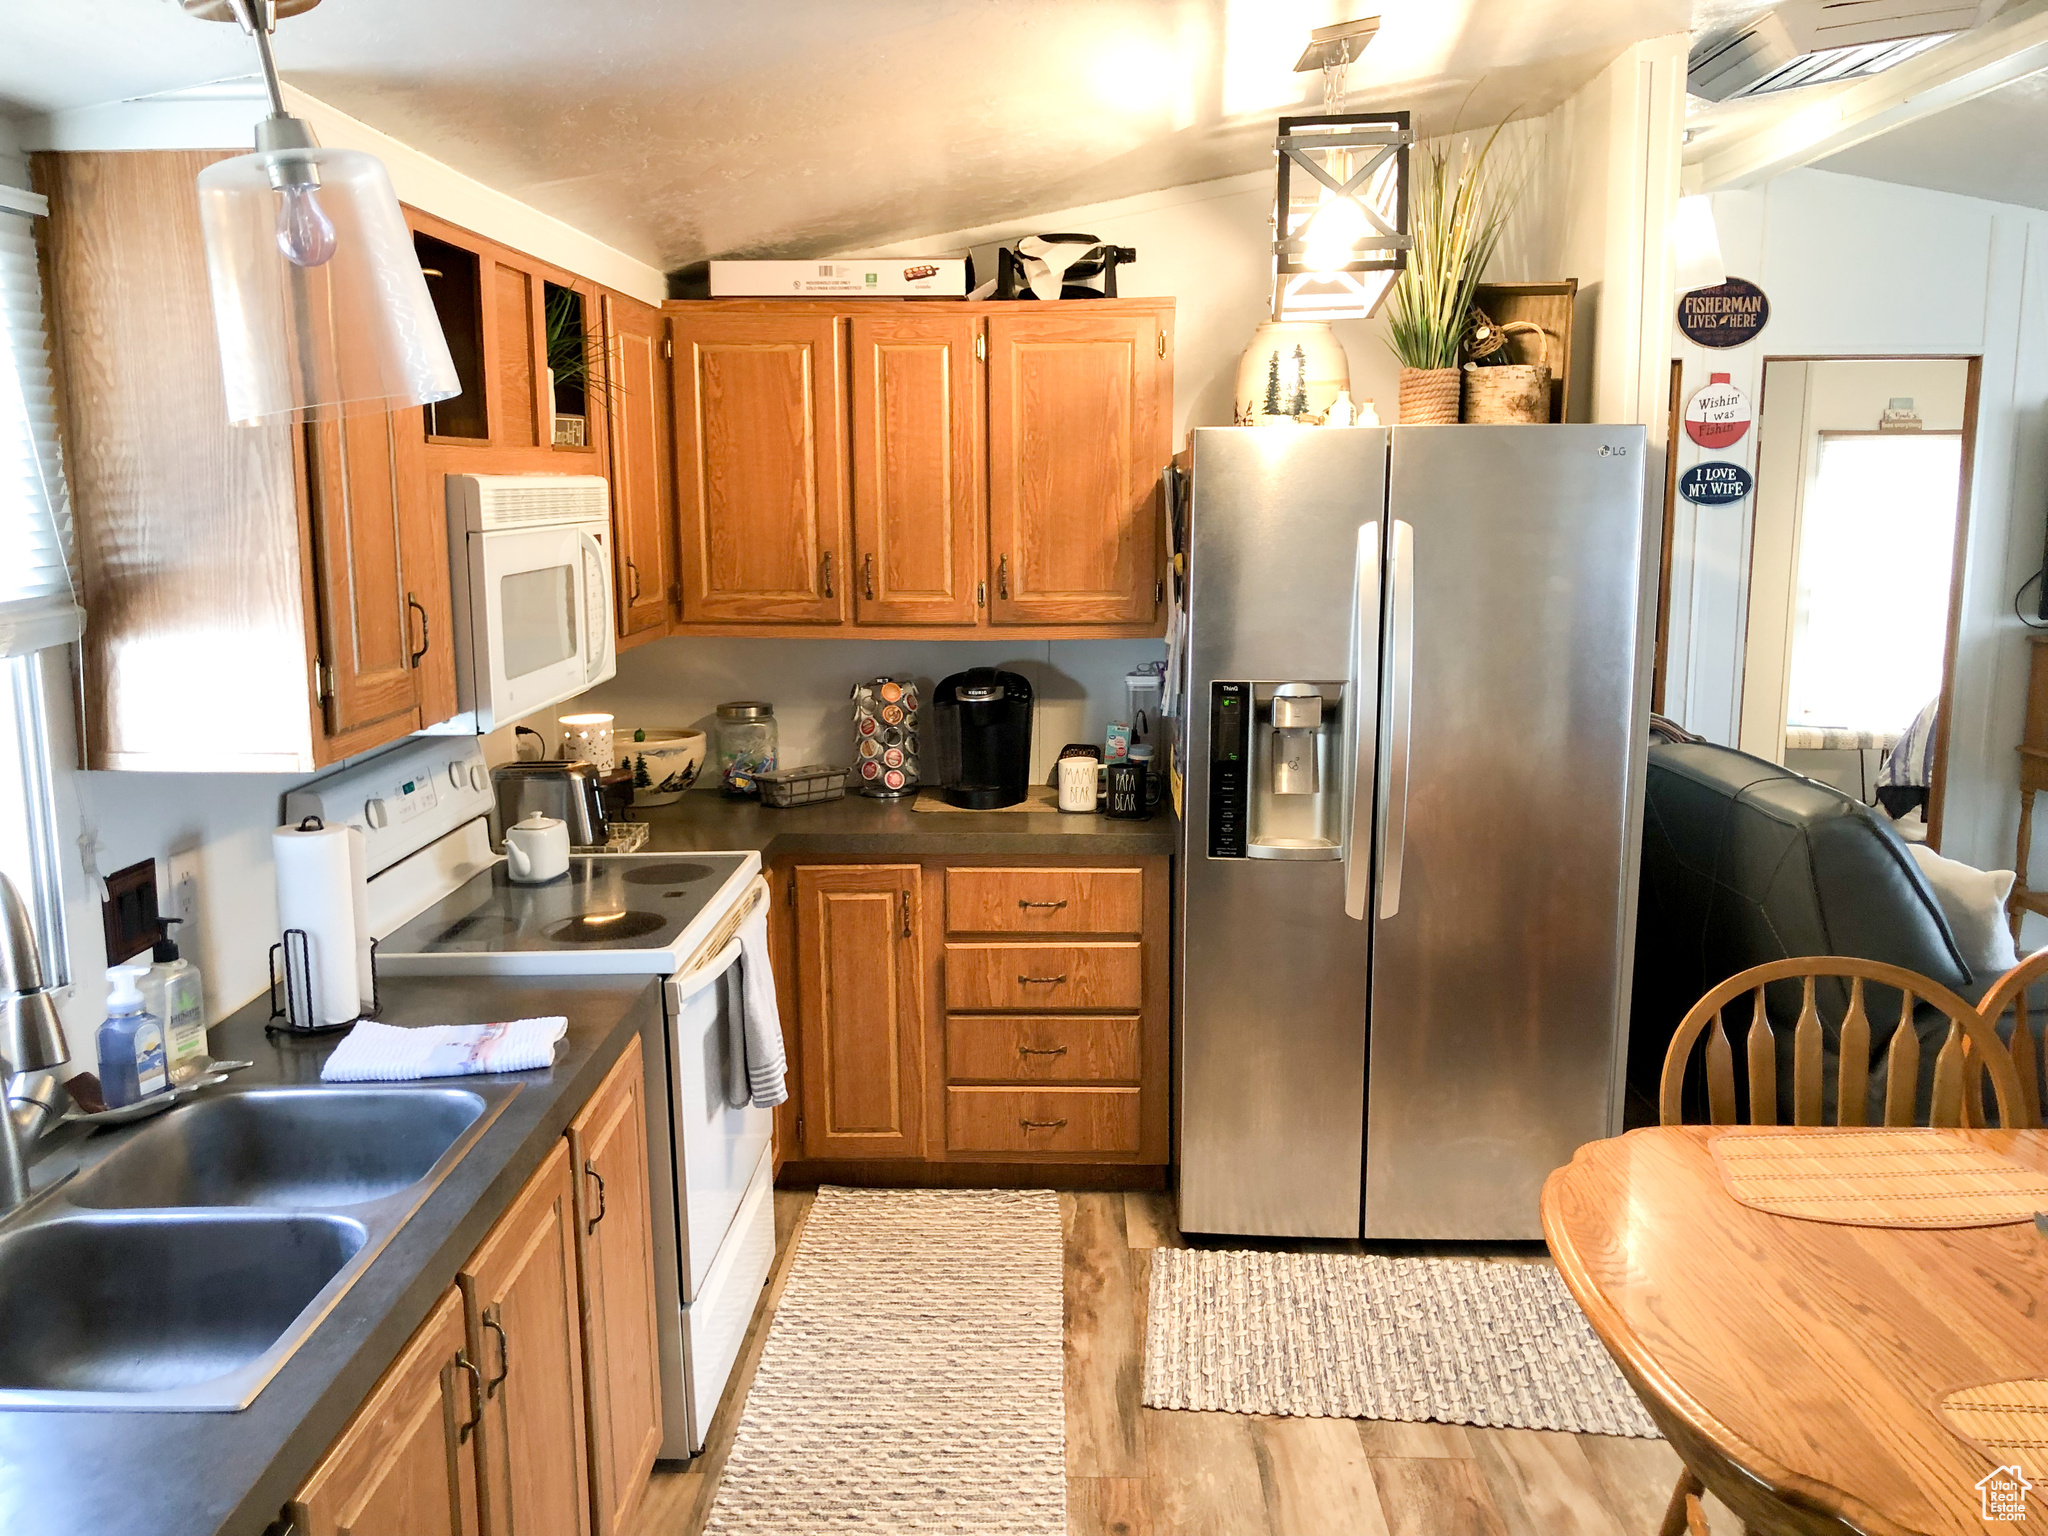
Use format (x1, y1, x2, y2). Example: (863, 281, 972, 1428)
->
(504, 813, 570, 884)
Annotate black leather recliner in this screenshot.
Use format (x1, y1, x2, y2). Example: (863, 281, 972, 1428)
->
(1628, 740, 1976, 1124)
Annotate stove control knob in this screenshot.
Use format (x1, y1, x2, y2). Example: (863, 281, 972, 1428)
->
(447, 762, 465, 789)
(365, 797, 389, 829)
(469, 763, 487, 792)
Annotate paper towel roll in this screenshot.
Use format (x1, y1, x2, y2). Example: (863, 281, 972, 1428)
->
(274, 821, 361, 1025)
(347, 825, 374, 999)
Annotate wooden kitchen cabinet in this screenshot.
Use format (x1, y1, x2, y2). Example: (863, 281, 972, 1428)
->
(602, 293, 675, 645)
(848, 310, 985, 626)
(776, 856, 1169, 1174)
(986, 307, 1165, 626)
(568, 1037, 663, 1536)
(792, 863, 926, 1159)
(35, 150, 459, 771)
(287, 1287, 481, 1536)
(460, 1141, 592, 1536)
(669, 308, 847, 625)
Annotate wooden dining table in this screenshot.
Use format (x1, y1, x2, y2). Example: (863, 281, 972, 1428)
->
(1543, 1125, 2048, 1536)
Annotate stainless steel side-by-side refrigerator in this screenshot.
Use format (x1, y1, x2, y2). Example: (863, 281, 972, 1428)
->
(1174, 425, 1655, 1240)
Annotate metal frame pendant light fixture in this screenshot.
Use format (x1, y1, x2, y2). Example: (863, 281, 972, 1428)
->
(188, 0, 458, 426)
(1272, 15, 1413, 322)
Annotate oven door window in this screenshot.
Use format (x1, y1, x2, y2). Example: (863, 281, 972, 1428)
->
(500, 563, 577, 680)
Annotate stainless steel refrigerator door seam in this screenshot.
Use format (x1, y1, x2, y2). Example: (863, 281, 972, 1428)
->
(1377, 519, 1415, 921)
(1343, 520, 1382, 921)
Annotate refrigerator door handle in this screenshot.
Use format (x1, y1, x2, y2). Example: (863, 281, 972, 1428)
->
(1343, 520, 1382, 920)
(1379, 519, 1416, 920)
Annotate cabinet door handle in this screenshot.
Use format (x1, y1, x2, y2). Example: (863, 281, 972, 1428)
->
(1017, 1044, 1069, 1057)
(1019, 1118, 1067, 1130)
(626, 557, 641, 603)
(453, 1351, 483, 1441)
(406, 594, 429, 668)
(820, 550, 834, 599)
(483, 1306, 510, 1397)
(1017, 898, 1067, 910)
(900, 890, 913, 939)
(997, 554, 1009, 600)
(585, 1161, 607, 1231)
(1017, 973, 1067, 986)
(863, 551, 876, 600)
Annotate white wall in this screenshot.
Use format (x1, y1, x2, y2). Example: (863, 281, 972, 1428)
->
(1661, 169, 2048, 919)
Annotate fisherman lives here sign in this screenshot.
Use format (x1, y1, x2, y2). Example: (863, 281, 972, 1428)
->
(1678, 278, 1770, 348)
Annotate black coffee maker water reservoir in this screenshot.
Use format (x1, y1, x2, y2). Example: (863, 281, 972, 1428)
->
(932, 668, 1034, 808)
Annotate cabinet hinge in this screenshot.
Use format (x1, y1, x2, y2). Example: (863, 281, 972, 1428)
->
(974, 333, 986, 362)
(1157, 333, 1167, 357)
(1155, 579, 1164, 607)
(976, 581, 986, 608)
(795, 1114, 805, 1144)
(663, 336, 673, 360)
(314, 661, 334, 704)
(787, 871, 796, 906)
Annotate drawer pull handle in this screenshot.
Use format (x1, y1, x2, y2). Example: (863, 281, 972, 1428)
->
(1017, 973, 1068, 985)
(1017, 898, 1068, 910)
(1020, 1118, 1068, 1130)
(1017, 1044, 1069, 1057)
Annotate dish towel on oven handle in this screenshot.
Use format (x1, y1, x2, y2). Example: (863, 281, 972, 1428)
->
(736, 901, 789, 1108)
(319, 1017, 568, 1082)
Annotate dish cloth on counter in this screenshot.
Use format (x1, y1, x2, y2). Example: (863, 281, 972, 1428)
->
(736, 903, 788, 1108)
(319, 1017, 568, 1083)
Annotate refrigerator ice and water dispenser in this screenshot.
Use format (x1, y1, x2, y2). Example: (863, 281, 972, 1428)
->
(1207, 680, 1345, 859)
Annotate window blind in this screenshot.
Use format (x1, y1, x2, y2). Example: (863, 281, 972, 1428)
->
(0, 195, 82, 659)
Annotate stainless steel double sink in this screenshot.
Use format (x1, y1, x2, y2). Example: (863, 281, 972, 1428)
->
(0, 1083, 517, 1412)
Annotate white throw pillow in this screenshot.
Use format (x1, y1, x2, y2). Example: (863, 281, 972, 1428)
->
(1906, 842, 2020, 977)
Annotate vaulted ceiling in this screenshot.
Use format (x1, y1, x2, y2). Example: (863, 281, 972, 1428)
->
(3, 0, 1691, 269)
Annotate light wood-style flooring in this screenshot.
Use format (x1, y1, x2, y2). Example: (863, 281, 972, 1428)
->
(627, 1189, 1736, 1536)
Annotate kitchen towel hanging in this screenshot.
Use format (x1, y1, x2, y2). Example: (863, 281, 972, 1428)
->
(273, 818, 363, 1025)
(736, 903, 788, 1108)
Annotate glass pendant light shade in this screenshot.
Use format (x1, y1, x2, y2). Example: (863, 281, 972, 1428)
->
(198, 144, 458, 426)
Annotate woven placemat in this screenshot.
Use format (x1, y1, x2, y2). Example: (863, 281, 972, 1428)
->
(1712, 1128, 2048, 1228)
(1941, 1379, 2048, 1463)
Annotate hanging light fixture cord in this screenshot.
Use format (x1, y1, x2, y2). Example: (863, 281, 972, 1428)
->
(226, 0, 291, 119)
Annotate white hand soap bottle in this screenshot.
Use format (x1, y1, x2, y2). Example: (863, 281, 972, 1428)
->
(141, 919, 209, 1084)
(98, 963, 169, 1109)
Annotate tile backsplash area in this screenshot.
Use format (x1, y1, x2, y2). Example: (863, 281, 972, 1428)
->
(534, 636, 1168, 785)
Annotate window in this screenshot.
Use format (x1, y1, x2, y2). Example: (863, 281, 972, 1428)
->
(1784, 432, 1962, 735)
(1, 186, 80, 985)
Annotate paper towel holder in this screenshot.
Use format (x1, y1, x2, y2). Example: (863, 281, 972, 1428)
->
(267, 815, 382, 1038)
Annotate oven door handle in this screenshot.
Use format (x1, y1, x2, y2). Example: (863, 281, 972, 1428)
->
(666, 936, 743, 1010)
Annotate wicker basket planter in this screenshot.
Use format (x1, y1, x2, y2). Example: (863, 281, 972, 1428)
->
(1462, 322, 1552, 424)
(1398, 367, 1462, 424)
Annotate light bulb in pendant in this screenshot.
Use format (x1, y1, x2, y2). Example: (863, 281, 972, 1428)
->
(276, 183, 337, 267)
(1302, 195, 1370, 277)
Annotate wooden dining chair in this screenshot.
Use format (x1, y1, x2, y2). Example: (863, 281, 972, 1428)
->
(1655, 956, 2032, 1536)
(1969, 946, 2048, 1128)
(1659, 955, 2029, 1131)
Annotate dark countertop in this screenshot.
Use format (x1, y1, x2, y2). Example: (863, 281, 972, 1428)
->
(0, 974, 660, 1536)
(637, 787, 1176, 858)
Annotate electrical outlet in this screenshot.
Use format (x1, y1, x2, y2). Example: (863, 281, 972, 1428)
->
(163, 849, 205, 964)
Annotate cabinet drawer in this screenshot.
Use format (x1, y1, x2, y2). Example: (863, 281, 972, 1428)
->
(946, 1015, 1141, 1083)
(944, 943, 1142, 1012)
(945, 867, 1143, 935)
(946, 1087, 1141, 1154)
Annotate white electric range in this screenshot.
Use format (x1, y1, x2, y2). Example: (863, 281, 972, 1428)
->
(286, 738, 774, 1460)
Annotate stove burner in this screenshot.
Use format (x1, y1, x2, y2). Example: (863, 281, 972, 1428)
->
(620, 862, 719, 887)
(542, 910, 670, 944)
(431, 912, 519, 946)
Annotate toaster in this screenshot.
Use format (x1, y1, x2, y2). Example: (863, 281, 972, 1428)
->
(492, 761, 609, 849)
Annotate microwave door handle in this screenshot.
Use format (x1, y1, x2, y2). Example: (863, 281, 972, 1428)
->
(1379, 519, 1415, 920)
(1343, 521, 1381, 921)
(577, 530, 613, 684)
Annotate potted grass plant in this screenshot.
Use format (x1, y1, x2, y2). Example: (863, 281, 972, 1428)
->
(1385, 124, 1520, 424)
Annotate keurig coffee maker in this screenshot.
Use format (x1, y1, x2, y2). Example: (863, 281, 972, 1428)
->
(932, 668, 1034, 808)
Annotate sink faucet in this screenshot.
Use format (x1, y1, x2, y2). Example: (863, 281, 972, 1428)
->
(0, 873, 70, 1214)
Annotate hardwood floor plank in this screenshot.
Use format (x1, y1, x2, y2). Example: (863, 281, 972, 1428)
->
(1066, 1192, 1147, 1478)
(1371, 1455, 1511, 1536)
(1469, 1428, 1628, 1536)
(1124, 1191, 1184, 1249)
(1578, 1435, 1741, 1535)
(1070, 1475, 1152, 1536)
(1248, 1416, 1392, 1536)
(1145, 1409, 1274, 1536)
(1357, 1419, 1477, 1458)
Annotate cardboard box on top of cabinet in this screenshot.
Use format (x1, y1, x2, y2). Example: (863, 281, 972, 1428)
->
(709, 259, 968, 297)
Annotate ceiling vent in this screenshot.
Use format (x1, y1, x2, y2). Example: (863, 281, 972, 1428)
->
(1688, 1, 1975, 100)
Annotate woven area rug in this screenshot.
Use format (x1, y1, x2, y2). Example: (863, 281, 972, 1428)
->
(1143, 1249, 1659, 1439)
(704, 1186, 1065, 1535)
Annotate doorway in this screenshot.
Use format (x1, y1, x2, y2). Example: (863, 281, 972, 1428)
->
(1738, 356, 1980, 848)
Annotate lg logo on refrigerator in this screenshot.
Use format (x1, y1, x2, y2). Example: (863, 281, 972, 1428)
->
(1598, 445, 1629, 457)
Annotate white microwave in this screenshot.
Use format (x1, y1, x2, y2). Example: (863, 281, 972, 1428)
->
(434, 474, 617, 735)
